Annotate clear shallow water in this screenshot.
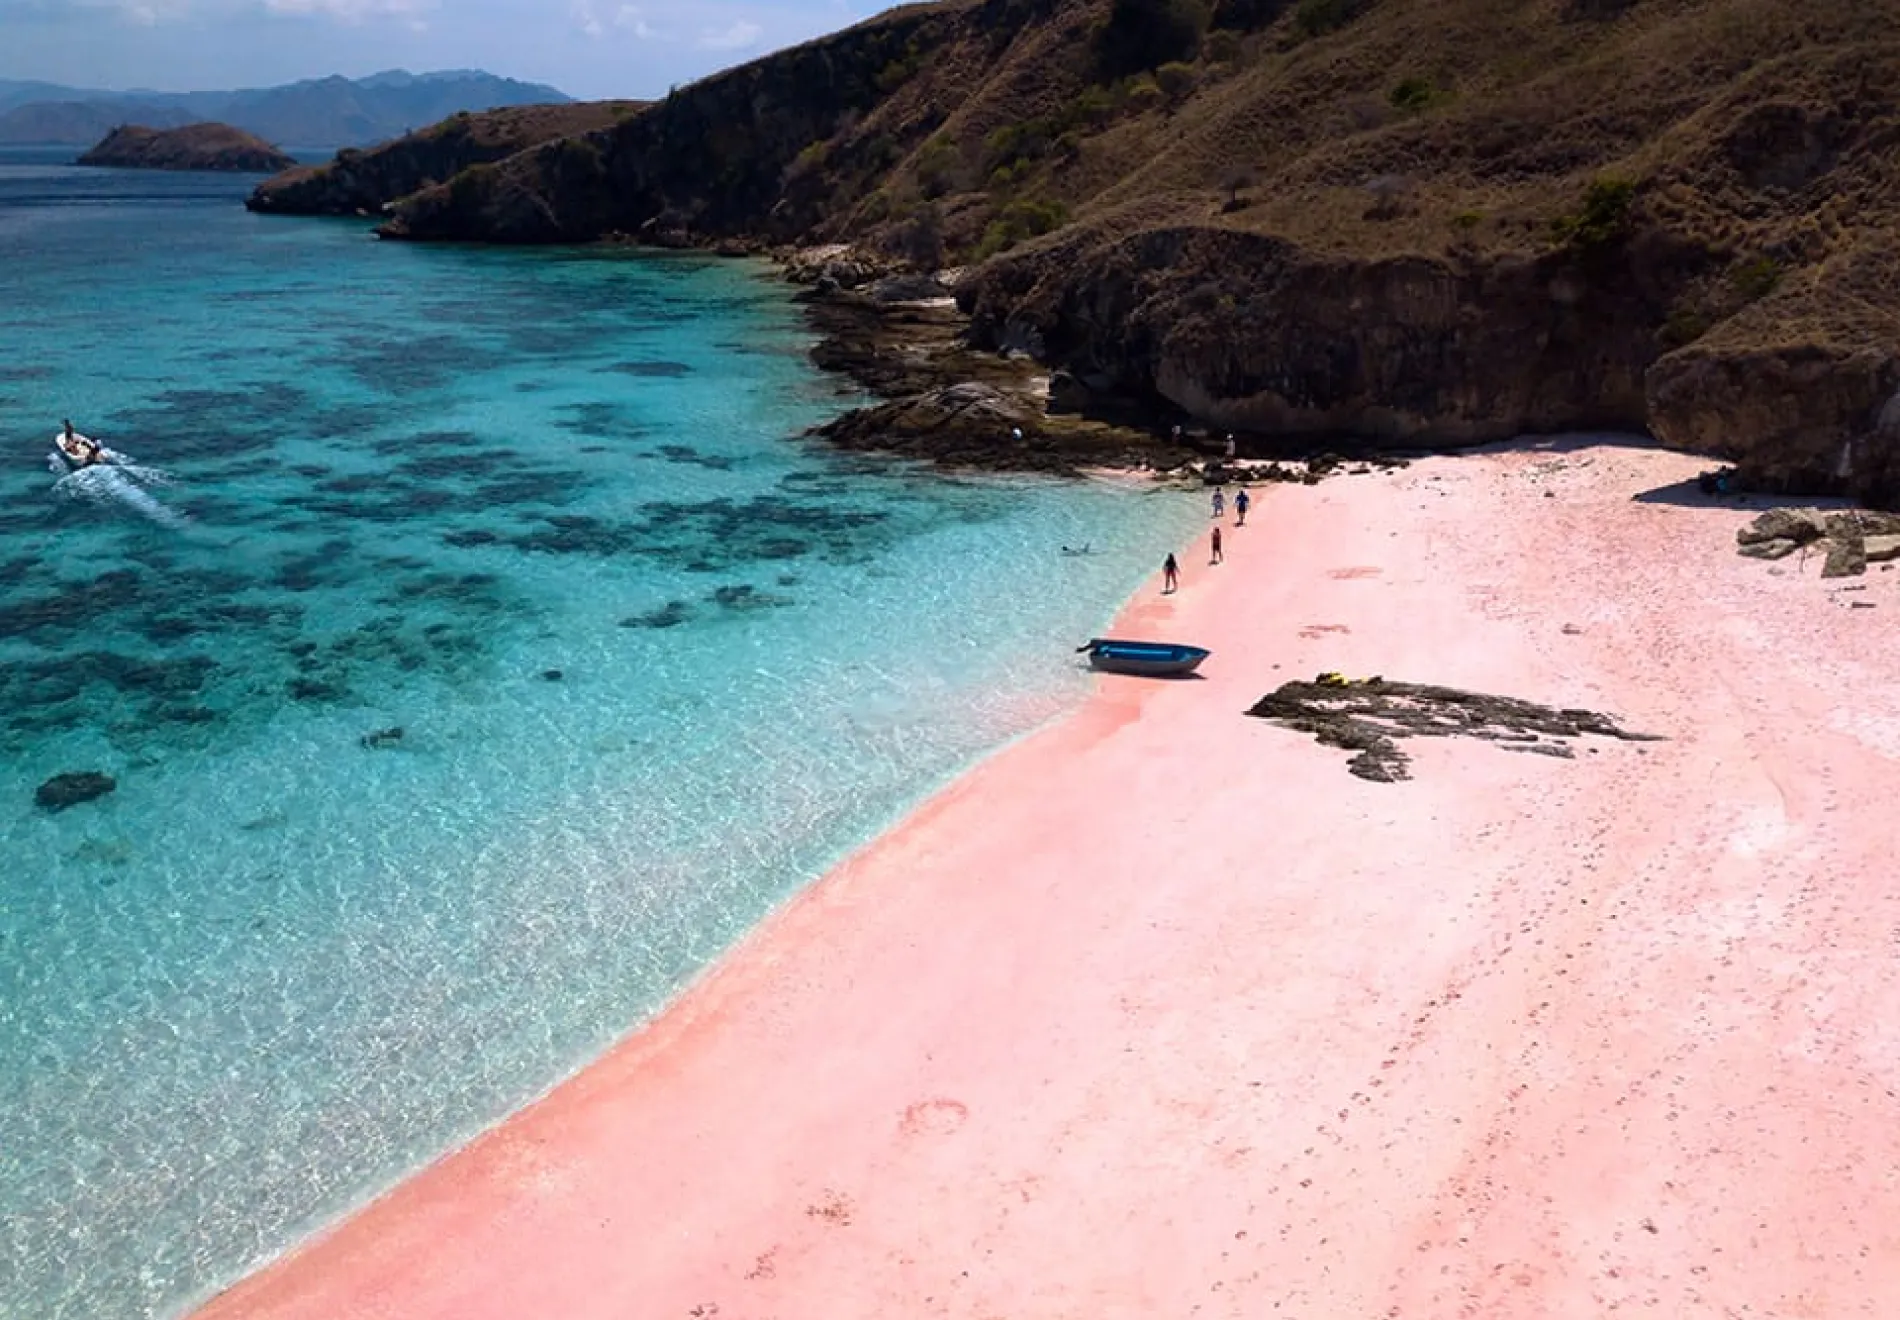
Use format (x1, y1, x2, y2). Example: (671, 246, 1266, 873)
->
(0, 151, 1202, 1317)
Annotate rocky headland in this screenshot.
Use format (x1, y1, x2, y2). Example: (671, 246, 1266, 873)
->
(246, 101, 643, 217)
(78, 123, 295, 173)
(241, 0, 1900, 500)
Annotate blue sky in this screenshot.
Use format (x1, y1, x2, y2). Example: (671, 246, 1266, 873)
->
(0, 0, 878, 100)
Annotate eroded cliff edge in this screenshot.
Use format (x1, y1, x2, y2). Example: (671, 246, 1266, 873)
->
(246, 102, 644, 217)
(272, 0, 1900, 499)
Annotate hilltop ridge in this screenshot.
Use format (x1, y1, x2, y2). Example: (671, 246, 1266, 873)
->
(265, 0, 1900, 498)
(0, 70, 568, 147)
(247, 102, 645, 216)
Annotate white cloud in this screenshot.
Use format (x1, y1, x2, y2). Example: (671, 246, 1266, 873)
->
(264, 0, 434, 19)
(696, 17, 758, 50)
(612, 4, 650, 37)
(572, 0, 658, 40)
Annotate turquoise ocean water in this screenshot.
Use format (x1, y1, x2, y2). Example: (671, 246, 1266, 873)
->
(0, 149, 1201, 1318)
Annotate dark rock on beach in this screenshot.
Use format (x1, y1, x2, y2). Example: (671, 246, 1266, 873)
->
(1247, 675, 1661, 783)
(1735, 507, 1900, 577)
(35, 771, 117, 811)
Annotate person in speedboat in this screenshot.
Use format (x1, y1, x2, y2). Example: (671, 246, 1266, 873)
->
(61, 419, 104, 467)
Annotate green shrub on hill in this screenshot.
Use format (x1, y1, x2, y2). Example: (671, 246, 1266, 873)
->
(1098, 0, 1210, 76)
(1205, 28, 1244, 61)
(1294, 0, 1368, 38)
(1388, 77, 1441, 112)
(1731, 255, 1783, 301)
(974, 196, 1071, 258)
(1551, 174, 1637, 248)
(1156, 62, 1199, 103)
(447, 162, 494, 210)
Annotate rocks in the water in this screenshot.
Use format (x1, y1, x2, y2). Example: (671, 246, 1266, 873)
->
(79, 123, 295, 173)
(781, 245, 893, 290)
(541, 668, 565, 681)
(1736, 507, 1900, 576)
(710, 583, 791, 612)
(360, 726, 405, 749)
(35, 771, 117, 811)
(1246, 675, 1660, 782)
(620, 600, 693, 629)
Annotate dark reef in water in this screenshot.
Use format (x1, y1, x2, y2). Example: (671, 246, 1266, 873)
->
(36, 771, 117, 811)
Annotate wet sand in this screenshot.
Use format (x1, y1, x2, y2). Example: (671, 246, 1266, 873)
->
(194, 440, 1900, 1319)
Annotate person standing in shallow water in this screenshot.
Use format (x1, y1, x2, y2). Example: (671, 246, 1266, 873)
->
(1163, 552, 1180, 593)
(1234, 487, 1251, 526)
(1210, 525, 1223, 565)
(1211, 486, 1225, 519)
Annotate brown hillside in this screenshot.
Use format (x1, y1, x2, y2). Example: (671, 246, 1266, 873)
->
(378, 0, 1900, 499)
(247, 101, 645, 217)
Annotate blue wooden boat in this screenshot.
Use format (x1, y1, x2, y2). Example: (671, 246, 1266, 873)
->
(1076, 637, 1211, 677)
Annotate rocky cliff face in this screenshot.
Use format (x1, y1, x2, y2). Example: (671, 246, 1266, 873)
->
(305, 0, 1899, 500)
(247, 102, 643, 217)
(379, 5, 974, 244)
(959, 225, 1706, 447)
(78, 123, 294, 173)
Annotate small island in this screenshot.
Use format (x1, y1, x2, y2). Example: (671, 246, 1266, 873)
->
(77, 123, 295, 173)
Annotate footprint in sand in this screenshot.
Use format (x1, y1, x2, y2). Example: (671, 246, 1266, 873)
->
(899, 1097, 969, 1136)
(1299, 624, 1352, 639)
(1329, 566, 1383, 580)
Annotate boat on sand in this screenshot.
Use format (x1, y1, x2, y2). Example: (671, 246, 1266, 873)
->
(1077, 637, 1211, 677)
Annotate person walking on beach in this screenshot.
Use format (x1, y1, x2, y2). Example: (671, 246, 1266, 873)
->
(1234, 487, 1251, 526)
(1211, 486, 1225, 519)
(1210, 526, 1223, 565)
(1162, 552, 1179, 593)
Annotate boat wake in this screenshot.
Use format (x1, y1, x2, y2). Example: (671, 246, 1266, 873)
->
(50, 448, 188, 530)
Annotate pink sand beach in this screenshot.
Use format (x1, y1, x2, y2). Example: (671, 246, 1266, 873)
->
(195, 440, 1900, 1319)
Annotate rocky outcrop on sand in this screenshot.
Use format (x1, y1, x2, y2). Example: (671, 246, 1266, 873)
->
(1649, 343, 1900, 506)
(1247, 675, 1660, 783)
(78, 123, 293, 173)
(1735, 506, 1900, 578)
(246, 102, 642, 217)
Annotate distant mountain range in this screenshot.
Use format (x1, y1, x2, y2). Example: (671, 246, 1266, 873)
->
(0, 69, 570, 148)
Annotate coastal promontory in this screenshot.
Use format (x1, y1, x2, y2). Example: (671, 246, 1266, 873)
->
(247, 101, 643, 217)
(78, 123, 295, 173)
(254, 0, 1900, 502)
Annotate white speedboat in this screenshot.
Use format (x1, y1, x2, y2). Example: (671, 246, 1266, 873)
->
(51, 428, 114, 472)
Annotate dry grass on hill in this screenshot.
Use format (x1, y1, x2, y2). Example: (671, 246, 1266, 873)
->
(839, 0, 1896, 267)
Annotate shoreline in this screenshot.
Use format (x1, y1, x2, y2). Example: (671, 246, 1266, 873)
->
(193, 437, 1900, 1318)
